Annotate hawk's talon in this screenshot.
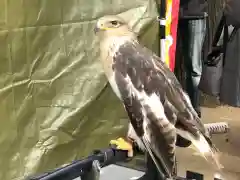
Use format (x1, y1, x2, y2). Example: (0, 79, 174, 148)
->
(110, 137, 134, 157)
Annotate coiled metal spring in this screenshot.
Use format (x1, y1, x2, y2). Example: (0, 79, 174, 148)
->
(204, 122, 229, 135)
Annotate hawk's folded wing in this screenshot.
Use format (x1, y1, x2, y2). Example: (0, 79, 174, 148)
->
(112, 41, 180, 177)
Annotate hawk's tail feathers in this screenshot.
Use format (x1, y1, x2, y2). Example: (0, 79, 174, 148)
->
(177, 129, 223, 170)
(192, 134, 224, 170)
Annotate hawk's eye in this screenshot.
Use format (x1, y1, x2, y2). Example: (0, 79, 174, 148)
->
(111, 20, 119, 26)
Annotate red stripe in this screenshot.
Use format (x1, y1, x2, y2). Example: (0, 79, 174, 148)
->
(169, 0, 180, 71)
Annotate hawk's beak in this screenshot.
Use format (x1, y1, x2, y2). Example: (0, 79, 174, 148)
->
(94, 25, 111, 34)
(94, 26, 100, 34)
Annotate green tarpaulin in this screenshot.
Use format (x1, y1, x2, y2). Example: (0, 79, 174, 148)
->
(0, 0, 159, 179)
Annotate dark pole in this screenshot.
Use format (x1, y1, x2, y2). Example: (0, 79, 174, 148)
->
(158, 0, 166, 58)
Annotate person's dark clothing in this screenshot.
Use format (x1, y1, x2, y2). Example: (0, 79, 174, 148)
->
(178, 19, 207, 118)
(177, 0, 208, 117)
(179, 0, 208, 19)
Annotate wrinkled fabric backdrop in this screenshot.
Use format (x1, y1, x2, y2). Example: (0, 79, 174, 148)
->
(0, 0, 159, 179)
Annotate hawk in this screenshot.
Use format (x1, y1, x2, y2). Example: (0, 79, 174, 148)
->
(94, 15, 222, 178)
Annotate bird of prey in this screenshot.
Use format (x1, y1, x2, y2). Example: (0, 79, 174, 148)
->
(94, 15, 222, 179)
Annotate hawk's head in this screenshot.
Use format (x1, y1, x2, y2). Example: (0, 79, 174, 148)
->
(94, 15, 135, 39)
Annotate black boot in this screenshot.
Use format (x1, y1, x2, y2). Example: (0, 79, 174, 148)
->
(189, 85, 202, 118)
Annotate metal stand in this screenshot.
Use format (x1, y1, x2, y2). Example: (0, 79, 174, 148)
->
(26, 148, 128, 180)
(81, 160, 101, 180)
